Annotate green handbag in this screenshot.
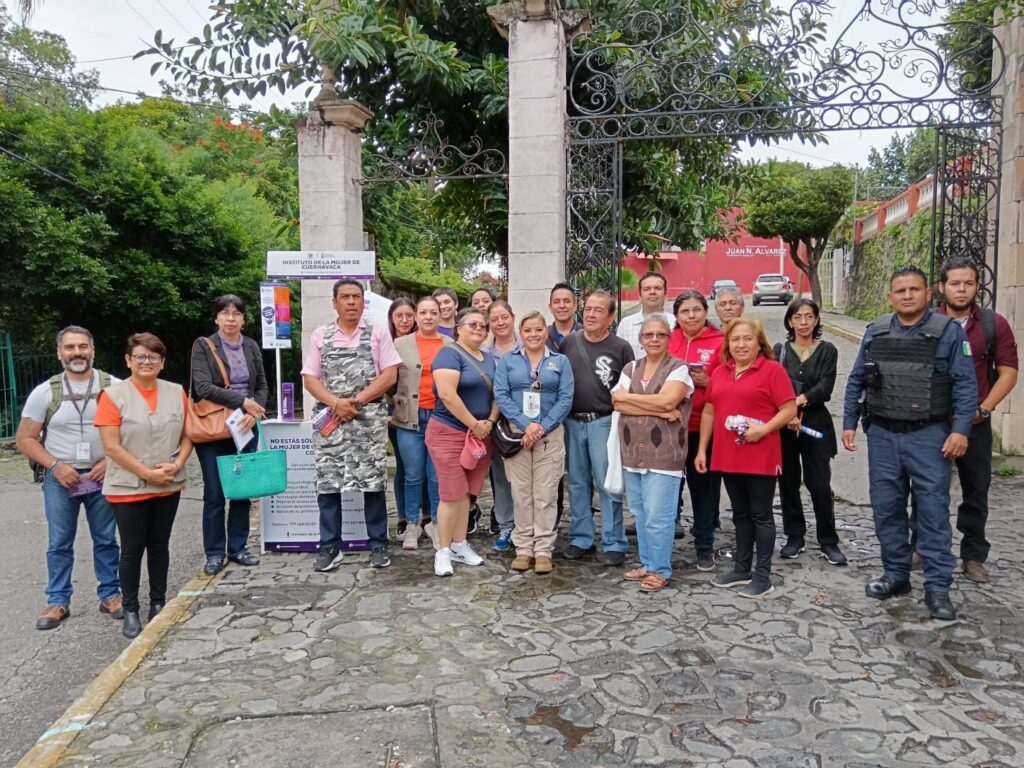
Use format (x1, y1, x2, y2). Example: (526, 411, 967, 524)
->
(216, 422, 288, 500)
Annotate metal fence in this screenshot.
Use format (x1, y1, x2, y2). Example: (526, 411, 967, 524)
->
(0, 335, 64, 441)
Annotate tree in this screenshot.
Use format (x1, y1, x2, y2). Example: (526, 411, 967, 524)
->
(744, 163, 854, 306)
(142, 0, 830, 270)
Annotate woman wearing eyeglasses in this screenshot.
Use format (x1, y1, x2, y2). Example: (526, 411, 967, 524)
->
(188, 295, 269, 577)
(95, 333, 192, 637)
(494, 311, 574, 574)
(612, 316, 693, 592)
(425, 308, 499, 576)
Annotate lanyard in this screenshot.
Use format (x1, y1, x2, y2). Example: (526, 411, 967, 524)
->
(63, 373, 94, 436)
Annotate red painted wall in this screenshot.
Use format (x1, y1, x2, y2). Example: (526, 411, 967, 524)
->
(621, 220, 800, 300)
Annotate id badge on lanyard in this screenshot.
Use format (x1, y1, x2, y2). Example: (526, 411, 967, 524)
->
(523, 391, 541, 419)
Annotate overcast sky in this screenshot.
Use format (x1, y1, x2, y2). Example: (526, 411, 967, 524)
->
(28, 0, 954, 169)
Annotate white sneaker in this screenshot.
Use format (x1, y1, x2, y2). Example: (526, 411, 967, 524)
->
(402, 524, 420, 551)
(450, 540, 484, 566)
(434, 548, 454, 577)
(424, 522, 441, 551)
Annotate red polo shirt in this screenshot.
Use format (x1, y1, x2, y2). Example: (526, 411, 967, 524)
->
(668, 324, 725, 432)
(938, 304, 1018, 404)
(706, 356, 795, 476)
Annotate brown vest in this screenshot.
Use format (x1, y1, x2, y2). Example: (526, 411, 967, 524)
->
(619, 356, 692, 472)
(102, 379, 187, 496)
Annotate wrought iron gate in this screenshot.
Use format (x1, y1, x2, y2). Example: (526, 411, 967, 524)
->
(566, 0, 1006, 306)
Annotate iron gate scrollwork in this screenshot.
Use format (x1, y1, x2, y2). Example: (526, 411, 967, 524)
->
(566, 0, 1006, 305)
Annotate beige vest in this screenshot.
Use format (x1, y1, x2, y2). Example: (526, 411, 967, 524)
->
(102, 379, 187, 496)
(391, 334, 451, 431)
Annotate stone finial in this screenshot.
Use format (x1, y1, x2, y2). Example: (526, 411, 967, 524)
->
(309, 98, 374, 132)
(488, 1, 591, 39)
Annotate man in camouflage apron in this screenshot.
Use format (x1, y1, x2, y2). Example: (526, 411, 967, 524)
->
(301, 280, 400, 572)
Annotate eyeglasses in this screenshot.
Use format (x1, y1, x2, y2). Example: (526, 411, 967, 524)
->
(461, 322, 489, 331)
(130, 354, 162, 364)
(640, 332, 670, 340)
(218, 311, 244, 319)
(530, 368, 541, 392)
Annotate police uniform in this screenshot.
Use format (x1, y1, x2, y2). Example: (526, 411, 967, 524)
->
(843, 309, 977, 595)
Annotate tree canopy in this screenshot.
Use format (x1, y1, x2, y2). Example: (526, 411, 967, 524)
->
(744, 162, 854, 306)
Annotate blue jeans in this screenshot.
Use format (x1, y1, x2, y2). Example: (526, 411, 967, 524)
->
(625, 470, 680, 578)
(394, 410, 440, 524)
(389, 426, 407, 522)
(565, 416, 626, 553)
(867, 421, 955, 591)
(42, 469, 120, 605)
(195, 436, 257, 560)
(490, 453, 514, 533)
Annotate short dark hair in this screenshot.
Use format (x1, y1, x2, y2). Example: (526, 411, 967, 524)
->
(432, 287, 458, 306)
(890, 265, 928, 287)
(56, 325, 94, 348)
(585, 289, 616, 315)
(638, 271, 667, 291)
(387, 297, 417, 339)
(549, 282, 576, 302)
(939, 257, 980, 284)
(783, 298, 823, 341)
(488, 299, 514, 318)
(454, 307, 487, 342)
(213, 294, 246, 316)
(333, 279, 364, 298)
(471, 286, 496, 301)
(126, 332, 166, 358)
(672, 289, 708, 318)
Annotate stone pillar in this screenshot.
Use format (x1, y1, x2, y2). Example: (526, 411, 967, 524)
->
(297, 98, 372, 415)
(995, 13, 1024, 453)
(490, 2, 591, 318)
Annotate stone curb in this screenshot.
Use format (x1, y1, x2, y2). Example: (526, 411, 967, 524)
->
(14, 571, 219, 768)
(820, 318, 864, 345)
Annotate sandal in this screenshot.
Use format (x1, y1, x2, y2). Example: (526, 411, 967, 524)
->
(624, 567, 649, 582)
(639, 574, 668, 593)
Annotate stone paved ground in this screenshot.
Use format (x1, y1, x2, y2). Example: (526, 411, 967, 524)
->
(51, 475, 1024, 767)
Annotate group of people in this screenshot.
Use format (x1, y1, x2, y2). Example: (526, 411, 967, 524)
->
(17, 295, 270, 638)
(18, 256, 1018, 640)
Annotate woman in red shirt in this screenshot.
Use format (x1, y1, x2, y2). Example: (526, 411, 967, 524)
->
(694, 318, 796, 597)
(667, 290, 724, 572)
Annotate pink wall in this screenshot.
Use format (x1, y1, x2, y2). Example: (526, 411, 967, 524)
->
(622, 227, 795, 300)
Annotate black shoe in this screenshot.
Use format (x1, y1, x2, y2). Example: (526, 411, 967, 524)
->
(560, 544, 595, 560)
(148, 602, 165, 621)
(488, 509, 500, 535)
(468, 504, 481, 535)
(695, 550, 716, 572)
(122, 611, 142, 639)
(396, 519, 408, 537)
(602, 551, 626, 567)
(228, 550, 260, 567)
(924, 590, 957, 621)
(369, 547, 391, 568)
(779, 537, 805, 559)
(624, 523, 637, 537)
(865, 576, 911, 600)
(313, 546, 344, 572)
(820, 544, 847, 566)
(203, 558, 224, 576)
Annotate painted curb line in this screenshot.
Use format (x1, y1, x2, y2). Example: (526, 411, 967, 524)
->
(15, 571, 220, 768)
(821, 319, 865, 345)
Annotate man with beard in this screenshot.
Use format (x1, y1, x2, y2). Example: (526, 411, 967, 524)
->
(929, 258, 1018, 583)
(16, 326, 122, 630)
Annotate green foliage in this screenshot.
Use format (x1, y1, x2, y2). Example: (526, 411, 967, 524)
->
(846, 214, 933, 320)
(0, 10, 99, 107)
(378, 256, 474, 299)
(744, 162, 853, 304)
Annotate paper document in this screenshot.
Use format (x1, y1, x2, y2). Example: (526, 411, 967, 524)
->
(226, 408, 255, 451)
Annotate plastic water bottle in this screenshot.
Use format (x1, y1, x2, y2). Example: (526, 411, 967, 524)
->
(281, 383, 295, 420)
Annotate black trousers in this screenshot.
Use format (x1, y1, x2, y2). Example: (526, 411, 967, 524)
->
(722, 473, 776, 583)
(778, 429, 839, 546)
(112, 492, 181, 613)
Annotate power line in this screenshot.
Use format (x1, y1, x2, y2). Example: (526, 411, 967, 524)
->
(124, 0, 159, 34)
(156, 0, 193, 37)
(0, 143, 95, 195)
(78, 44, 200, 64)
(186, 1, 210, 24)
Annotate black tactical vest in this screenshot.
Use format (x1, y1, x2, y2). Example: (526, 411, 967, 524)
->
(865, 311, 953, 422)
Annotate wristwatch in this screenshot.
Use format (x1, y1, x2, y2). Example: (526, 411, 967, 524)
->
(978, 407, 991, 420)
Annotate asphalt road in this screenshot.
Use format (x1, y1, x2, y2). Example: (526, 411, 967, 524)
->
(0, 301, 868, 767)
(0, 456, 210, 768)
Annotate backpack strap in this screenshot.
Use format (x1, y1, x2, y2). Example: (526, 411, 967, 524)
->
(978, 307, 998, 385)
(42, 374, 64, 427)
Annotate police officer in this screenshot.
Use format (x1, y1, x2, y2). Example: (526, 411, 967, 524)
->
(843, 266, 977, 621)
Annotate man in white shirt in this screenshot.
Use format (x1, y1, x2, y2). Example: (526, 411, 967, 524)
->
(16, 326, 122, 630)
(616, 271, 675, 358)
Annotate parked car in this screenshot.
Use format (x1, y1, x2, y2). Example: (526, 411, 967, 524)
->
(710, 278, 740, 300)
(752, 273, 793, 305)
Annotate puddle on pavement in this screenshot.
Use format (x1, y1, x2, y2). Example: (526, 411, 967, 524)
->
(922, 658, 957, 688)
(518, 704, 596, 749)
(502, 573, 579, 599)
(674, 648, 715, 667)
(943, 655, 985, 680)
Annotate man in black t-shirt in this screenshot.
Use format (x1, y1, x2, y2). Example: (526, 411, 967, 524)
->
(560, 290, 635, 564)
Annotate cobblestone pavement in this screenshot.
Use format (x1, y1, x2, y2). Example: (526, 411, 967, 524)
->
(50, 476, 1024, 767)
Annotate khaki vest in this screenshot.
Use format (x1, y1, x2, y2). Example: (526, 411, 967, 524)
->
(102, 379, 187, 496)
(391, 334, 452, 430)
